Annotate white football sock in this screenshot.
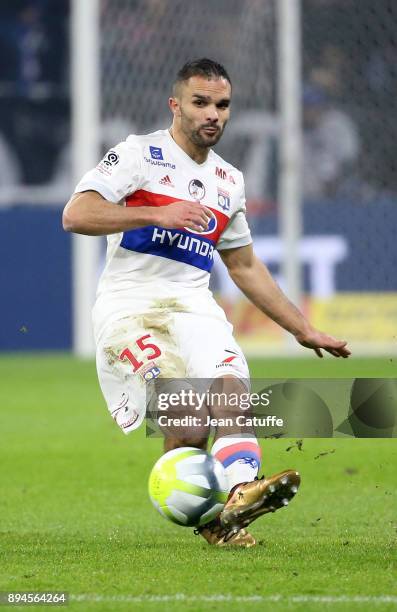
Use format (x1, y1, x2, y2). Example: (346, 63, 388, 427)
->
(211, 435, 261, 491)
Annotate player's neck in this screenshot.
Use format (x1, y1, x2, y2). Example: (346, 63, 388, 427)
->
(169, 127, 209, 165)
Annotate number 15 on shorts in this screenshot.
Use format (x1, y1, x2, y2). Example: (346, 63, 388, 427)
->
(119, 334, 162, 380)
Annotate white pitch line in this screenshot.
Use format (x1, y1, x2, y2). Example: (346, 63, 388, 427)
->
(70, 594, 397, 605)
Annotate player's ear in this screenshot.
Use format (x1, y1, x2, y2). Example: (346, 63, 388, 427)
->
(169, 96, 181, 117)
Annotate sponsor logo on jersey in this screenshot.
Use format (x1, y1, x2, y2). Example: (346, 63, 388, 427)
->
(159, 175, 174, 187)
(97, 150, 120, 175)
(120, 225, 217, 272)
(151, 228, 215, 260)
(215, 166, 236, 184)
(188, 178, 206, 201)
(217, 188, 231, 211)
(144, 156, 176, 169)
(122, 190, 230, 272)
(149, 146, 164, 160)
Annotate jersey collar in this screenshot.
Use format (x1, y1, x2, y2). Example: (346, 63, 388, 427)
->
(166, 128, 211, 169)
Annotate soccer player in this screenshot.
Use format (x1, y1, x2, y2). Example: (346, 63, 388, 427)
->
(63, 59, 351, 548)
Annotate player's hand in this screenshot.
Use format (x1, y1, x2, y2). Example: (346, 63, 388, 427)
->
(155, 200, 213, 232)
(295, 327, 351, 358)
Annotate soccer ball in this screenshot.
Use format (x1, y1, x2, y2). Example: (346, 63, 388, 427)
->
(148, 447, 228, 527)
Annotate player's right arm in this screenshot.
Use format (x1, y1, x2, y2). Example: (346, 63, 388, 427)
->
(62, 191, 211, 236)
(63, 138, 212, 235)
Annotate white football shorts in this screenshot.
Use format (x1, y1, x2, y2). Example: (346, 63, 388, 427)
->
(96, 310, 250, 434)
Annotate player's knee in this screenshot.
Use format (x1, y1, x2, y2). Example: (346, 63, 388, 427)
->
(209, 375, 250, 416)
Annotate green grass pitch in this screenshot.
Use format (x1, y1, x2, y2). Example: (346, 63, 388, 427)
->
(0, 354, 396, 611)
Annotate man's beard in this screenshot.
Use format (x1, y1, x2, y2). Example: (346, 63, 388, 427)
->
(181, 114, 226, 148)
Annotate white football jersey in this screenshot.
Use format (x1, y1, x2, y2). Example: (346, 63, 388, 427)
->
(74, 129, 252, 342)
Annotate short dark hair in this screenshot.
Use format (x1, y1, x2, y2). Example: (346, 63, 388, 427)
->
(173, 58, 231, 95)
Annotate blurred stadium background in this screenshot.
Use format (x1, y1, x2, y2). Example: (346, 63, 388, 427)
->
(1, 0, 397, 358)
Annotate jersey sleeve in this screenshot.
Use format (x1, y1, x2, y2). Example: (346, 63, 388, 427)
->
(216, 176, 253, 251)
(74, 136, 144, 203)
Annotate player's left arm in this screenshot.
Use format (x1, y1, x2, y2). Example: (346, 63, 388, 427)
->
(219, 243, 351, 358)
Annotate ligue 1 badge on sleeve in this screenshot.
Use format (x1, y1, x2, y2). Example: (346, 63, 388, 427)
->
(189, 179, 206, 201)
(97, 150, 120, 175)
